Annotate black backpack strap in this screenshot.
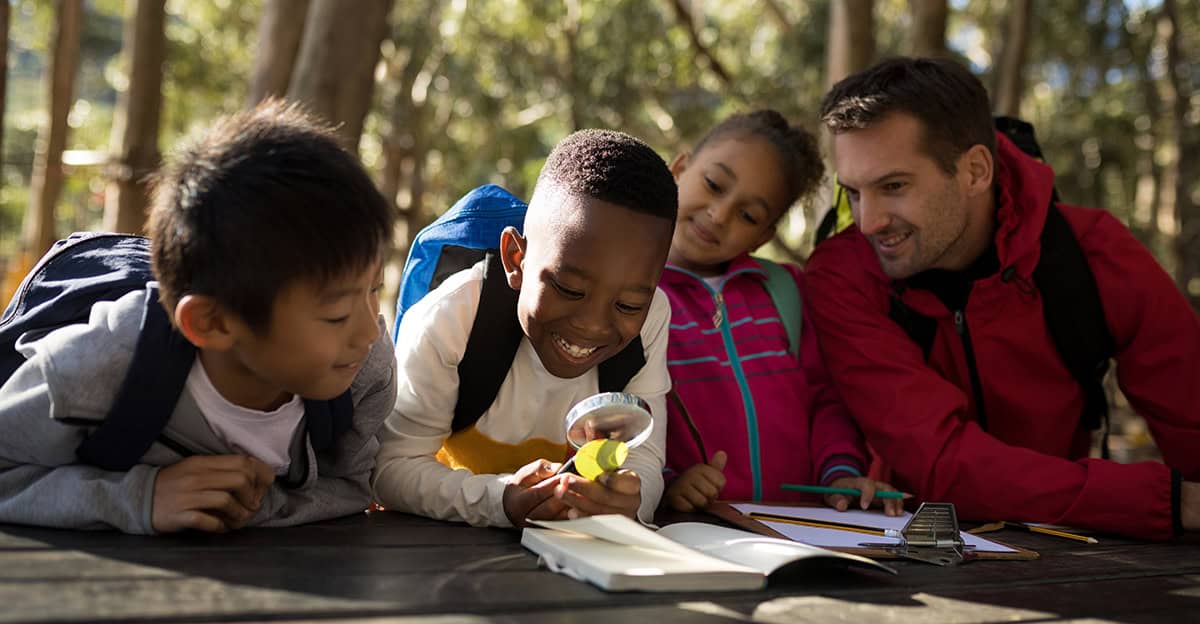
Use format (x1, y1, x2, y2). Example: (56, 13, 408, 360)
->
(76, 285, 196, 471)
(1032, 202, 1115, 454)
(888, 293, 938, 360)
(303, 391, 355, 452)
(452, 252, 524, 433)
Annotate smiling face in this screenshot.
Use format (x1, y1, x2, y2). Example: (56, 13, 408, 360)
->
(199, 258, 384, 410)
(501, 185, 673, 379)
(833, 112, 990, 279)
(667, 136, 794, 277)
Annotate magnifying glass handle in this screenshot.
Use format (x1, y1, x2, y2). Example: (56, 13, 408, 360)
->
(555, 456, 578, 476)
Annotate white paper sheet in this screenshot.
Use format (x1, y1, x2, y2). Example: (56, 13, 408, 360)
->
(730, 503, 1016, 554)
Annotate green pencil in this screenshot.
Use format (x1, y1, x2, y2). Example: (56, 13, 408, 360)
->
(781, 484, 913, 500)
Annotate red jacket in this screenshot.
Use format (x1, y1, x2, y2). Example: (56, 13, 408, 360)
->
(806, 132, 1200, 540)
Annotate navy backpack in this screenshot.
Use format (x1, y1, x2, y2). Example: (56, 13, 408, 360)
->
(394, 185, 645, 433)
(0, 232, 353, 472)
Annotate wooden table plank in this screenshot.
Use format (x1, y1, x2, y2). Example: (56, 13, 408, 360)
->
(1, 511, 1197, 623)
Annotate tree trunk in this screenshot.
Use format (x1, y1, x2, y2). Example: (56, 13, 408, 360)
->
(0, 1, 10, 181)
(562, 0, 582, 131)
(991, 0, 1032, 116)
(247, 0, 309, 106)
(668, 0, 734, 90)
(103, 0, 166, 234)
(286, 0, 394, 152)
(22, 0, 82, 257)
(826, 0, 875, 89)
(907, 0, 948, 57)
(1161, 0, 1195, 296)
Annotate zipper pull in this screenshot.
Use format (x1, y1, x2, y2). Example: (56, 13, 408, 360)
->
(953, 309, 965, 335)
(712, 292, 724, 328)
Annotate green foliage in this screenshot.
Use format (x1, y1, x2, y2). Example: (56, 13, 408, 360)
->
(3, 0, 1198, 300)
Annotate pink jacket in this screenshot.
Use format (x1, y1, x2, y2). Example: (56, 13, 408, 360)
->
(659, 254, 867, 502)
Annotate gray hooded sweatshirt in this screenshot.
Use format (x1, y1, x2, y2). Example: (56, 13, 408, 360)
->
(0, 289, 397, 534)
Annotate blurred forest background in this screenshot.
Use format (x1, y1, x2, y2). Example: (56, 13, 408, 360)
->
(0, 0, 1195, 460)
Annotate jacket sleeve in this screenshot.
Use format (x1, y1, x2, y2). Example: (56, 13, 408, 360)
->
(1083, 212, 1200, 481)
(805, 241, 1177, 540)
(796, 269, 867, 485)
(371, 277, 516, 527)
(0, 329, 158, 534)
(254, 317, 397, 527)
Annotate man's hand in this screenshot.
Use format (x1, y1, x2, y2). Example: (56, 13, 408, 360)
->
(825, 475, 904, 516)
(665, 451, 727, 512)
(151, 455, 275, 533)
(556, 468, 642, 520)
(1182, 481, 1200, 531)
(502, 459, 568, 527)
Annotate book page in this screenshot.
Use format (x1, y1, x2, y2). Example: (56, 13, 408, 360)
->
(657, 522, 894, 576)
(730, 503, 1016, 554)
(529, 515, 713, 559)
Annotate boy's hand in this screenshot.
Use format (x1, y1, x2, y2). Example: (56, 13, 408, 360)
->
(665, 451, 728, 512)
(502, 459, 568, 527)
(151, 455, 275, 533)
(824, 475, 904, 516)
(556, 469, 642, 520)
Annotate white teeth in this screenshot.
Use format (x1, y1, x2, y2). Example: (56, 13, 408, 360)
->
(554, 334, 599, 358)
(879, 231, 910, 247)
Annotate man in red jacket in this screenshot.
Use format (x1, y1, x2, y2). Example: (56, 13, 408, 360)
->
(806, 56, 1200, 541)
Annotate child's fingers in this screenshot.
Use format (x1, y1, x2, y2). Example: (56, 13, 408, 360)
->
(511, 459, 559, 486)
(176, 509, 227, 533)
(883, 497, 904, 516)
(681, 485, 712, 510)
(597, 470, 641, 496)
(559, 476, 640, 517)
(857, 480, 878, 510)
(526, 494, 569, 521)
(668, 492, 696, 513)
(825, 494, 851, 512)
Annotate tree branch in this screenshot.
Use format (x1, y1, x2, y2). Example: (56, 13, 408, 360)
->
(666, 0, 734, 89)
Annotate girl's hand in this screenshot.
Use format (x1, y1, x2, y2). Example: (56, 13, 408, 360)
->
(825, 475, 905, 516)
(664, 451, 727, 512)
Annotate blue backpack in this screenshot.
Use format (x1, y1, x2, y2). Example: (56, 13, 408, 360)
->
(394, 185, 645, 433)
(0, 232, 353, 473)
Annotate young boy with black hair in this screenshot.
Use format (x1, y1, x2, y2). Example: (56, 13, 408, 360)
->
(373, 129, 678, 527)
(0, 101, 397, 534)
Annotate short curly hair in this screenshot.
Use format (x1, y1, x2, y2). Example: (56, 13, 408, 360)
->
(535, 129, 677, 223)
(148, 99, 394, 333)
(691, 109, 825, 212)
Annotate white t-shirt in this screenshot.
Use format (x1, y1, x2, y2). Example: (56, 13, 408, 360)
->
(186, 360, 305, 475)
(372, 261, 671, 527)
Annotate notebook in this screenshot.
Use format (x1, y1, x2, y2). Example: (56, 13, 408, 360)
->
(710, 502, 1038, 561)
(521, 514, 895, 592)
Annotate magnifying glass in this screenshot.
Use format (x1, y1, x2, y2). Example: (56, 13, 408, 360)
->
(558, 392, 653, 480)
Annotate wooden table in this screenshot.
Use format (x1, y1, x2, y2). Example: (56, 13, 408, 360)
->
(2, 510, 1198, 623)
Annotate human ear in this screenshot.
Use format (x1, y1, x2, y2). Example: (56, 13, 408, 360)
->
(960, 144, 994, 197)
(174, 295, 235, 350)
(669, 152, 690, 180)
(499, 226, 527, 290)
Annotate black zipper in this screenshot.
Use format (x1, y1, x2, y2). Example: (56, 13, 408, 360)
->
(953, 309, 989, 431)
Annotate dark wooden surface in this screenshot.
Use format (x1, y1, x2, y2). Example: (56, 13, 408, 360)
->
(2, 510, 1198, 623)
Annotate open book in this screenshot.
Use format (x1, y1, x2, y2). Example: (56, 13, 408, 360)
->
(521, 514, 896, 592)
